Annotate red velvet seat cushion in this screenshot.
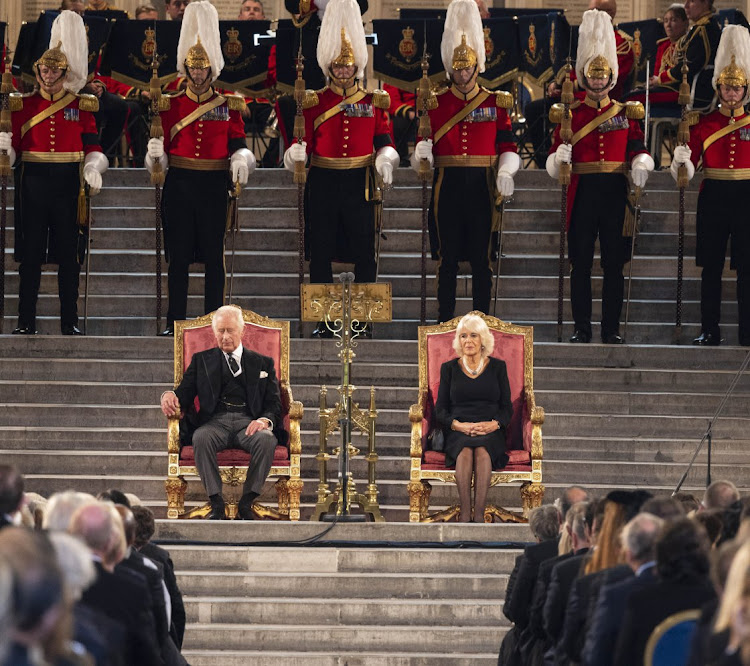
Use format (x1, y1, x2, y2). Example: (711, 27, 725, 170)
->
(422, 449, 531, 471)
(180, 445, 290, 467)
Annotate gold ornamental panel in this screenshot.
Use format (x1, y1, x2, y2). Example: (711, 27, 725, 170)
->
(300, 283, 393, 323)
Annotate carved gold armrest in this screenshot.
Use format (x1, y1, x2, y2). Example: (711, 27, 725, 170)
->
(409, 388, 428, 459)
(524, 388, 544, 462)
(167, 416, 181, 455)
(283, 384, 304, 457)
(526, 388, 545, 426)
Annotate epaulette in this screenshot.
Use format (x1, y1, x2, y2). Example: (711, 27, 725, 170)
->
(9, 92, 23, 112)
(623, 100, 645, 120)
(164, 89, 185, 98)
(77, 93, 99, 113)
(494, 90, 513, 109)
(225, 94, 246, 112)
(656, 36, 669, 44)
(435, 84, 450, 96)
(302, 89, 319, 109)
(688, 110, 701, 126)
(371, 89, 390, 110)
(548, 102, 575, 124)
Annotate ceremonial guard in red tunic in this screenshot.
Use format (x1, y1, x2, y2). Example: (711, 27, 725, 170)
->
(546, 9, 654, 344)
(146, 1, 256, 336)
(671, 25, 750, 346)
(1, 11, 107, 335)
(411, 0, 519, 323)
(284, 0, 399, 338)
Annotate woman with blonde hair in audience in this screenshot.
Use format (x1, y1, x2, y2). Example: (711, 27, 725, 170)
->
(714, 540, 750, 665)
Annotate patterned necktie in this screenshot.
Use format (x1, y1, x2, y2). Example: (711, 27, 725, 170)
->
(227, 354, 240, 375)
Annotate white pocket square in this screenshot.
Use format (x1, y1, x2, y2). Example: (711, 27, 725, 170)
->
(259, 370, 268, 378)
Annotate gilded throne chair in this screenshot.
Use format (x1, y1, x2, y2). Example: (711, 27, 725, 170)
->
(165, 308, 303, 520)
(408, 312, 545, 522)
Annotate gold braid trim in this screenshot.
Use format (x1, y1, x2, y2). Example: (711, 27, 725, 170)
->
(624, 101, 644, 120)
(303, 90, 319, 109)
(226, 94, 246, 112)
(9, 94, 22, 112)
(372, 89, 390, 109)
(495, 90, 513, 109)
(77, 94, 99, 112)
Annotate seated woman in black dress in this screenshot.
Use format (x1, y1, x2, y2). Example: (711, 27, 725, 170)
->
(435, 313, 513, 522)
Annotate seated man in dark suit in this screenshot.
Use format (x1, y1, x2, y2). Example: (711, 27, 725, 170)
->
(581, 511, 663, 666)
(160, 305, 282, 520)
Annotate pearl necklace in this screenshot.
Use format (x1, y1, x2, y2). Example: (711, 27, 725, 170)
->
(462, 356, 484, 376)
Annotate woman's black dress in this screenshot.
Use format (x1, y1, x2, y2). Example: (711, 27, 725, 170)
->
(435, 356, 513, 469)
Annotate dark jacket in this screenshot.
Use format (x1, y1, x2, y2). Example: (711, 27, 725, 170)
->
(140, 542, 186, 649)
(543, 550, 590, 645)
(506, 538, 560, 629)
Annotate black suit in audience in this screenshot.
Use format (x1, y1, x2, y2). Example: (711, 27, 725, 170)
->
(543, 549, 590, 647)
(141, 541, 186, 649)
(117, 549, 169, 644)
(506, 537, 560, 629)
(73, 601, 126, 666)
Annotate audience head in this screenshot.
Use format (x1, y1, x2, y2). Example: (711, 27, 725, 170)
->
(694, 509, 724, 547)
(48, 532, 96, 603)
(474, 0, 490, 19)
(557, 486, 589, 522)
(68, 503, 126, 571)
(0, 465, 24, 519)
(23, 493, 47, 530)
(213, 305, 245, 353)
(715, 540, 750, 635)
(640, 495, 686, 522)
(673, 491, 700, 515)
(529, 505, 560, 542)
(704, 480, 740, 511)
(656, 517, 710, 583)
(165, 0, 189, 20)
(239, 0, 265, 19)
(684, 0, 713, 22)
(452, 313, 494, 357)
(97, 489, 131, 508)
(663, 4, 689, 42)
(588, 0, 617, 19)
(571, 501, 592, 551)
(114, 505, 137, 548)
(44, 492, 96, 532)
(59, 0, 85, 14)
(132, 505, 156, 549)
(620, 512, 663, 570)
(712, 539, 742, 596)
(136, 4, 159, 19)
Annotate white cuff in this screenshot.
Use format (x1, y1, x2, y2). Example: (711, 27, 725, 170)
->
(376, 145, 400, 170)
(283, 147, 304, 172)
(231, 148, 256, 177)
(84, 151, 108, 174)
(497, 151, 521, 177)
(546, 153, 560, 179)
(631, 153, 655, 173)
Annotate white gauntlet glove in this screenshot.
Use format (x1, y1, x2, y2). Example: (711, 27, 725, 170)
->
(631, 153, 655, 189)
(409, 139, 433, 171)
(495, 152, 521, 198)
(145, 137, 167, 173)
(230, 148, 256, 185)
(670, 145, 695, 183)
(546, 143, 572, 179)
(0, 132, 16, 166)
(375, 146, 399, 186)
(283, 141, 307, 172)
(83, 151, 108, 196)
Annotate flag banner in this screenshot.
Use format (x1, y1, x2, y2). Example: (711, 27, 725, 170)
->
(478, 17, 519, 88)
(617, 19, 665, 86)
(372, 19, 444, 90)
(215, 20, 273, 93)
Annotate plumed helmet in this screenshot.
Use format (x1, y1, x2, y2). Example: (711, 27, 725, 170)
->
(441, 0, 486, 77)
(713, 24, 750, 104)
(317, 0, 368, 79)
(177, 1, 224, 82)
(576, 9, 618, 92)
(35, 11, 88, 94)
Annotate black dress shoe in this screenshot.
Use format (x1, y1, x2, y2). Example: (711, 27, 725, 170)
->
(12, 325, 36, 335)
(61, 325, 84, 336)
(311, 322, 334, 339)
(693, 331, 721, 346)
(569, 329, 592, 343)
(159, 326, 174, 337)
(601, 333, 625, 345)
(207, 496, 226, 520)
(238, 493, 257, 520)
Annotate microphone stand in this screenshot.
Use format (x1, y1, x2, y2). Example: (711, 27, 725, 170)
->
(673, 349, 750, 495)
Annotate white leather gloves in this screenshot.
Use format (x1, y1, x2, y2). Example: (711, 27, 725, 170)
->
(670, 145, 695, 183)
(83, 151, 108, 196)
(230, 148, 256, 185)
(546, 143, 572, 179)
(410, 139, 433, 171)
(0, 131, 16, 166)
(145, 137, 167, 173)
(496, 152, 521, 198)
(375, 146, 400, 186)
(283, 141, 307, 171)
(631, 153, 655, 188)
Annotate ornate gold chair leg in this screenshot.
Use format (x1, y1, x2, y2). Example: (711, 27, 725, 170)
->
(421, 480, 432, 520)
(520, 481, 546, 516)
(408, 481, 425, 522)
(275, 477, 290, 518)
(165, 477, 187, 519)
(485, 504, 527, 523)
(287, 478, 303, 522)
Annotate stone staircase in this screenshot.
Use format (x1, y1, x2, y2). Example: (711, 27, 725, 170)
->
(2, 167, 750, 663)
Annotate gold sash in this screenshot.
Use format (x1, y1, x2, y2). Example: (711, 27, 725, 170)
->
(702, 115, 750, 153)
(20, 93, 76, 138)
(313, 90, 367, 131)
(433, 91, 490, 145)
(169, 95, 226, 142)
(570, 103, 623, 147)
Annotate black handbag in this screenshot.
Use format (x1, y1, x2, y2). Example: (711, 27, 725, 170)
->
(427, 427, 445, 452)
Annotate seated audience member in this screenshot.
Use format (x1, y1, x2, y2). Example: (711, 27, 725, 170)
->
(674, 491, 701, 515)
(160, 305, 283, 521)
(44, 491, 96, 532)
(704, 481, 742, 511)
(70, 503, 162, 666)
(434, 313, 514, 523)
(695, 509, 725, 547)
(687, 539, 742, 666)
(0, 465, 24, 529)
(135, 4, 159, 19)
(165, 0, 189, 20)
(613, 517, 716, 666)
(556, 486, 590, 555)
(0, 527, 79, 665)
(133, 505, 186, 648)
(97, 489, 131, 507)
(640, 495, 686, 522)
(23, 493, 47, 530)
(582, 512, 663, 666)
(557, 490, 652, 664)
(499, 505, 560, 665)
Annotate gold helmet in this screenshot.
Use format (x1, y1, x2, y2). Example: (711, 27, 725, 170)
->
(35, 41, 68, 71)
(332, 28, 356, 68)
(452, 34, 478, 71)
(185, 37, 211, 70)
(576, 10, 618, 92)
(712, 25, 750, 105)
(585, 54, 612, 80)
(716, 54, 748, 87)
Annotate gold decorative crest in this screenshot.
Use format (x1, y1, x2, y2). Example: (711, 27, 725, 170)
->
(528, 24, 537, 57)
(223, 27, 243, 62)
(633, 29, 642, 64)
(399, 26, 417, 62)
(524, 24, 541, 67)
(483, 27, 494, 59)
(550, 20, 555, 59)
(142, 28, 156, 60)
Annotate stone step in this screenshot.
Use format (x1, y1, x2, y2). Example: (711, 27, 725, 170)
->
(180, 652, 499, 666)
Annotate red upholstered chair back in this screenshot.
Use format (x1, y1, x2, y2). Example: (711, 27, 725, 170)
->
(175, 309, 290, 433)
(421, 315, 531, 454)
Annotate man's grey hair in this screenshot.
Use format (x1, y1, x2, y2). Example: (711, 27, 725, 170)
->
(620, 512, 664, 562)
(703, 480, 740, 510)
(212, 305, 245, 333)
(43, 491, 96, 532)
(570, 501, 589, 542)
(529, 505, 560, 541)
(242, 0, 264, 10)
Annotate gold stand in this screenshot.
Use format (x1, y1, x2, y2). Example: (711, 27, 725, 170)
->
(301, 274, 391, 522)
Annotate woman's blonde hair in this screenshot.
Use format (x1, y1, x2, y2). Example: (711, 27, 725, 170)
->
(452, 313, 494, 357)
(715, 540, 750, 633)
(584, 501, 628, 575)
